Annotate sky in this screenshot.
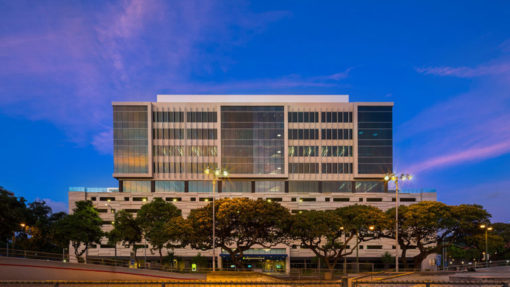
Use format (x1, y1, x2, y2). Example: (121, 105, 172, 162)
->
(0, 0, 509, 222)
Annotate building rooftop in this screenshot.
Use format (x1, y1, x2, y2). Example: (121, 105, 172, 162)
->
(156, 94, 350, 103)
(69, 187, 119, 193)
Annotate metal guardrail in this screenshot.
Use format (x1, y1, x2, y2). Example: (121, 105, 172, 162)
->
(0, 281, 346, 287)
(354, 281, 509, 287)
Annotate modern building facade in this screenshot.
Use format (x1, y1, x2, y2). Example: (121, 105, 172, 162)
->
(69, 95, 436, 272)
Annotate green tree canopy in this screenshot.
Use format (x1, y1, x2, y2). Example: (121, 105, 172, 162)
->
(54, 200, 103, 262)
(186, 198, 290, 267)
(108, 210, 142, 261)
(0, 187, 27, 244)
(136, 198, 182, 264)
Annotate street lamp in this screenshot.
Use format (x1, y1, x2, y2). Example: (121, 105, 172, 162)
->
(384, 172, 412, 272)
(480, 224, 493, 267)
(204, 166, 229, 272)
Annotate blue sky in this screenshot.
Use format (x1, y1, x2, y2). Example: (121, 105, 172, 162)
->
(1, 1, 509, 221)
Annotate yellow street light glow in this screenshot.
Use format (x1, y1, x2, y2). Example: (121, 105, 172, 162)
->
(173, 198, 177, 202)
(369, 225, 375, 231)
(488, 227, 493, 231)
(267, 199, 272, 203)
(204, 168, 210, 175)
(391, 176, 397, 181)
(384, 175, 390, 181)
(111, 221, 115, 225)
(299, 199, 303, 202)
(340, 226, 344, 230)
(480, 224, 486, 229)
(408, 175, 413, 180)
(222, 170, 229, 177)
(142, 198, 147, 202)
(107, 199, 111, 202)
(214, 169, 221, 176)
(20, 223, 26, 228)
(204, 199, 209, 202)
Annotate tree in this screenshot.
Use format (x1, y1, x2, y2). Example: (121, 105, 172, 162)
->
(383, 205, 416, 269)
(108, 210, 142, 262)
(385, 202, 491, 268)
(288, 205, 386, 274)
(0, 187, 27, 246)
(54, 200, 103, 262)
(136, 198, 182, 264)
(186, 198, 290, 268)
(17, 201, 55, 252)
(288, 210, 354, 272)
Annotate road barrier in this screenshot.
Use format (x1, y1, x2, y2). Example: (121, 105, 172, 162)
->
(0, 281, 347, 287)
(353, 281, 509, 287)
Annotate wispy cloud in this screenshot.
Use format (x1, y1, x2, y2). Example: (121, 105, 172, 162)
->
(416, 62, 510, 78)
(401, 52, 510, 173)
(0, 0, 293, 152)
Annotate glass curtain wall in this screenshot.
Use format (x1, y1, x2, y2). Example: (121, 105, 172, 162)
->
(221, 106, 284, 174)
(357, 106, 393, 174)
(113, 105, 149, 174)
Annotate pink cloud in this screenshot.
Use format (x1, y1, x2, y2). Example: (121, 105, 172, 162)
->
(407, 140, 510, 173)
(416, 62, 510, 78)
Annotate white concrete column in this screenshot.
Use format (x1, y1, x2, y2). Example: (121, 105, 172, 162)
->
(285, 246, 291, 274)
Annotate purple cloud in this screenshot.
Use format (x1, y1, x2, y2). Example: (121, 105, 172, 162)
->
(401, 54, 510, 173)
(0, 0, 293, 152)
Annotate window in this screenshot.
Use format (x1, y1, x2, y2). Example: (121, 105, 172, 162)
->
(320, 146, 353, 157)
(321, 112, 353, 123)
(152, 128, 184, 140)
(288, 112, 319, 123)
(165, 197, 182, 202)
(355, 181, 384, 193)
(255, 181, 284, 193)
(133, 197, 148, 202)
(289, 163, 319, 174)
(124, 181, 151, 193)
(154, 162, 184, 174)
(186, 111, 217, 122)
(90, 197, 96, 201)
(124, 197, 129, 201)
(266, 198, 283, 202)
(357, 106, 393, 174)
(289, 181, 319, 193)
(367, 245, 383, 250)
(321, 129, 353, 140)
(125, 209, 138, 213)
(399, 198, 416, 202)
(189, 181, 215, 193)
(366, 198, 382, 202)
(186, 162, 218, 174)
(114, 105, 149, 174)
(99, 197, 115, 201)
(190, 197, 196, 201)
(322, 181, 352, 193)
(95, 209, 107, 213)
(289, 146, 319, 157)
(155, 181, 185, 193)
(321, 163, 353, 174)
(152, 111, 184, 122)
(288, 129, 319, 140)
(333, 198, 349, 202)
(223, 181, 251, 193)
(187, 129, 217, 140)
(300, 198, 316, 202)
(187, 146, 217, 157)
(153, 146, 184, 156)
(199, 197, 213, 202)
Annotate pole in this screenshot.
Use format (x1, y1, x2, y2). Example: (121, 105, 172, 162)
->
(343, 231, 347, 274)
(212, 178, 216, 272)
(395, 179, 399, 272)
(356, 231, 359, 273)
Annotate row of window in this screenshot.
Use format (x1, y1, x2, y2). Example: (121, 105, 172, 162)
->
(153, 128, 218, 140)
(152, 111, 218, 123)
(288, 129, 353, 140)
(288, 112, 319, 123)
(153, 162, 218, 174)
(153, 145, 217, 157)
(288, 145, 352, 157)
(120, 180, 386, 193)
(92, 196, 416, 203)
(288, 163, 353, 174)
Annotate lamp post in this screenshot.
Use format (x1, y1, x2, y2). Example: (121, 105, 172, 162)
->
(204, 166, 229, 272)
(384, 173, 412, 272)
(105, 201, 117, 264)
(479, 224, 493, 268)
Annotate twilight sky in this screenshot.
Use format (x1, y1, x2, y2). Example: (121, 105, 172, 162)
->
(1, 1, 509, 222)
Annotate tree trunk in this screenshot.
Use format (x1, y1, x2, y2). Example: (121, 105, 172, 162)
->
(159, 248, 163, 265)
(401, 248, 408, 269)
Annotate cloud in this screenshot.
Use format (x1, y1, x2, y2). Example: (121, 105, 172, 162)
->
(416, 62, 510, 78)
(401, 55, 510, 173)
(0, 0, 292, 153)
